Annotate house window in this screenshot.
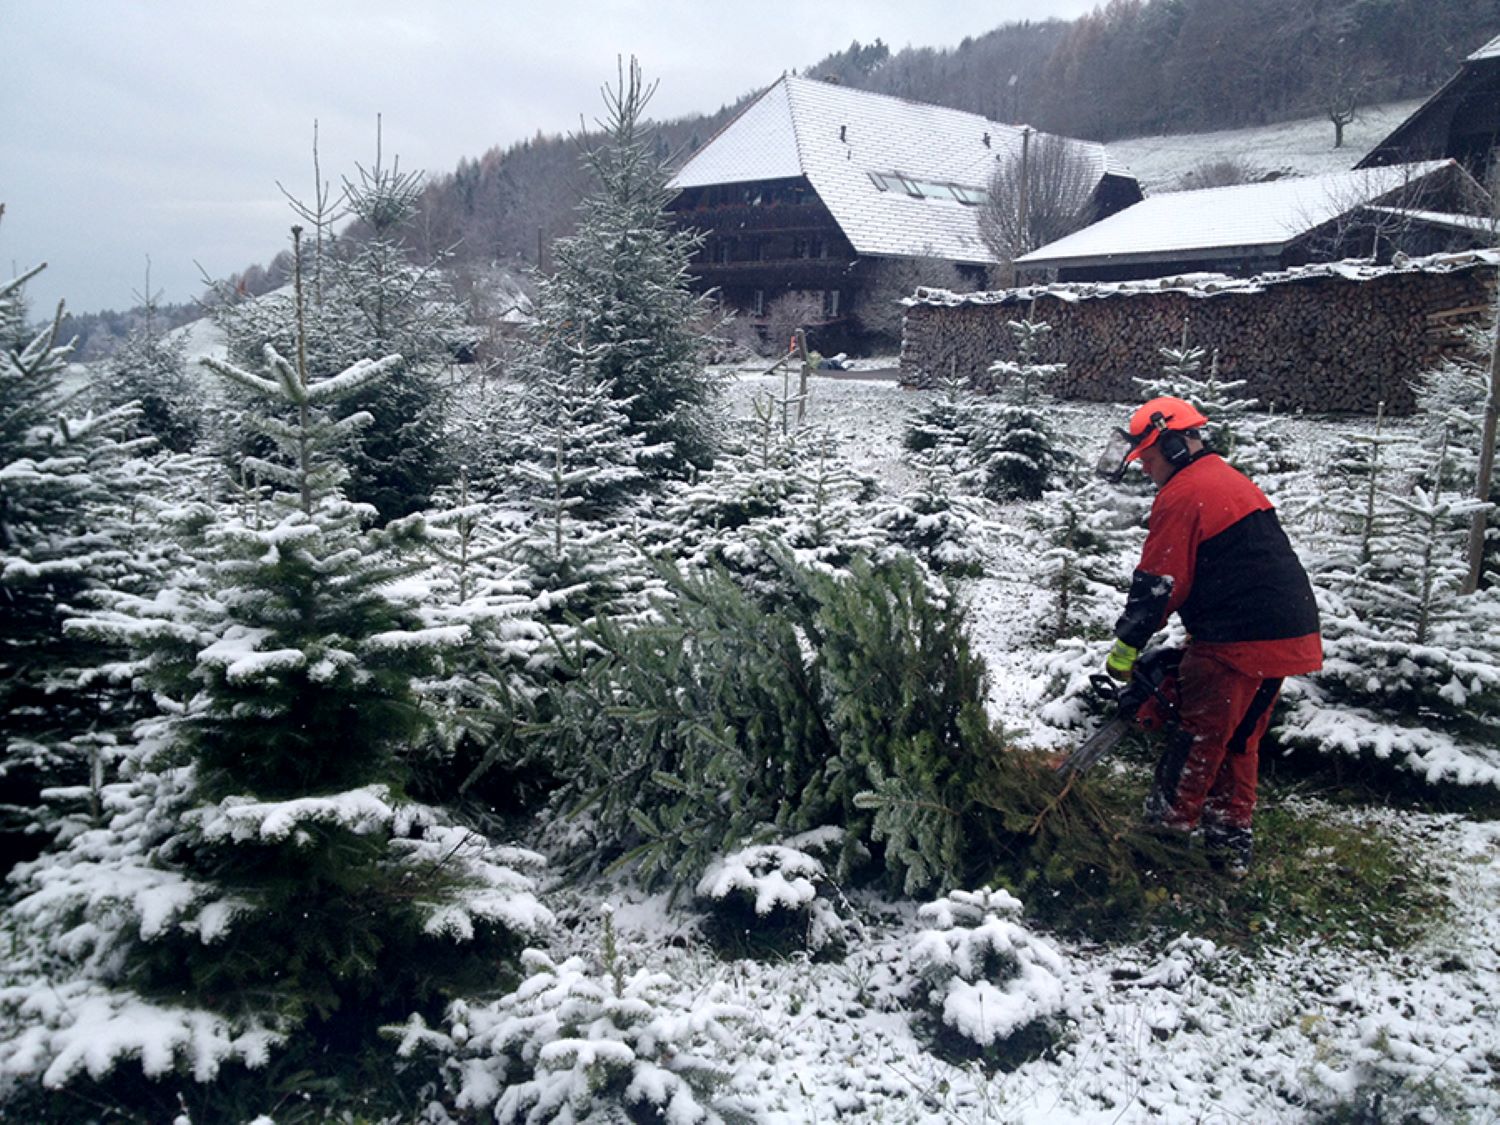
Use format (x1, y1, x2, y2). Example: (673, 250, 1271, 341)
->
(752, 289, 766, 316)
(713, 240, 732, 264)
(791, 236, 808, 259)
(809, 236, 826, 259)
(822, 289, 841, 318)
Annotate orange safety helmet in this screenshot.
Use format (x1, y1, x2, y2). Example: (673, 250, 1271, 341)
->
(1123, 396, 1209, 462)
(1096, 395, 1210, 481)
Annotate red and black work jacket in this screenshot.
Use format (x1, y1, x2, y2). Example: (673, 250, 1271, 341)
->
(1114, 452, 1322, 679)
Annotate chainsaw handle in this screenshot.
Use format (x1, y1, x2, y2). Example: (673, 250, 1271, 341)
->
(1088, 673, 1121, 703)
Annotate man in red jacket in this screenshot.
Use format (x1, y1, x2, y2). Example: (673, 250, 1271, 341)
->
(1097, 396, 1322, 875)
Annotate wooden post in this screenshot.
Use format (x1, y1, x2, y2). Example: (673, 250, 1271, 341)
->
(795, 328, 811, 428)
(1461, 299, 1500, 594)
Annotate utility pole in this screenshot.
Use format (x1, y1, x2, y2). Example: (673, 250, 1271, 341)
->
(1018, 126, 1032, 254)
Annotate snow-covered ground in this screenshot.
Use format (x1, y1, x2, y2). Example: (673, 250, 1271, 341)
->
(1108, 99, 1425, 193)
(523, 368, 1500, 1124)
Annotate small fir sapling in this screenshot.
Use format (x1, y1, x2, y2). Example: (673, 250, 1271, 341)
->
(904, 887, 1067, 1067)
(1278, 406, 1500, 789)
(1135, 318, 1294, 477)
(985, 313, 1066, 406)
(976, 313, 1074, 501)
(392, 907, 760, 1124)
(695, 830, 851, 957)
(0, 246, 551, 1114)
(872, 444, 988, 579)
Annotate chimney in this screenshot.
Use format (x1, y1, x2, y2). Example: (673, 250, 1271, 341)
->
(982, 132, 991, 148)
(839, 124, 847, 143)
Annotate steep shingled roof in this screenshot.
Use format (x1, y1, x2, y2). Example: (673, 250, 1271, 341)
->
(668, 75, 1125, 266)
(1015, 161, 1455, 270)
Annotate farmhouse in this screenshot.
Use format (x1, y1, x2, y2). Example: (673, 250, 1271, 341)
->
(665, 75, 1141, 351)
(1012, 160, 1488, 284)
(1358, 33, 1500, 180)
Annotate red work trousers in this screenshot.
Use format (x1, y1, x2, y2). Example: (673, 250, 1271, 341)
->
(1155, 647, 1282, 832)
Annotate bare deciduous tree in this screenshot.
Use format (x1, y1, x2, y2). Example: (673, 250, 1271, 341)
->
(855, 256, 976, 345)
(979, 131, 1098, 281)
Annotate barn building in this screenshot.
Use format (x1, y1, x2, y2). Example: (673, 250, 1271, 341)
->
(1013, 160, 1489, 284)
(1358, 33, 1500, 181)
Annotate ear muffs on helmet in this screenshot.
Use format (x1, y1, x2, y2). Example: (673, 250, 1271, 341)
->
(1157, 424, 1193, 468)
(1124, 396, 1210, 465)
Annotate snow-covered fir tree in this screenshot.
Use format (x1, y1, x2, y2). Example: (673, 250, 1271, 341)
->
(975, 314, 1074, 502)
(0, 272, 549, 1117)
(904, 365, 987, 456)
(1411, 315, 1499, 573)
(1136, 324, 1294, 478)
(91, 275, 202, 453)
(395, 908, 759, 1123)
(0, 254, 150, 873)
(1279, 406, 1500, 790)
(1024, 474, 1124, 643)
(873, 444, 988, 579)
(660, 402, 884, 605)
(213, 126, 469, 522)
(409, 469, 548, 810)
(533, 58, 723, 476)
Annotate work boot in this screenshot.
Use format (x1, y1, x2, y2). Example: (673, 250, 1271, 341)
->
(1205, 822, 1253, 879)
(1141, 784, 1173, 827)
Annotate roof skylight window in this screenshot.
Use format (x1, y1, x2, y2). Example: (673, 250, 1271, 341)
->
(869, 172, 987, 205)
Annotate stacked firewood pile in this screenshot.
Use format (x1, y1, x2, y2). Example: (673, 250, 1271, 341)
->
(899, 252, 1499, 415)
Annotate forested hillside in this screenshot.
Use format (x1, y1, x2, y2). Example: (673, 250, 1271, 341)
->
(65, 0, 1498, 358)
(398, 0, 1498, 282)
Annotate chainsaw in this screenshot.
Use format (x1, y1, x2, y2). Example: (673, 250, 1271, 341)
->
(1055, 647, 1183, 779)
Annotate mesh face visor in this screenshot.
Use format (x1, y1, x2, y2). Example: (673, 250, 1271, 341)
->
(1096, 428, 1140, 482)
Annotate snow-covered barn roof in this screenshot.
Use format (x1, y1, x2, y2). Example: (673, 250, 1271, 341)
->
(1467, 33, 1500, 62)
(1014, 161, 1455, 271)
(668, 75, 1128, 267)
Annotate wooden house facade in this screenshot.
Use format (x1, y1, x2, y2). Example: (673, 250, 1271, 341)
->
(666, 76, 1140, 351)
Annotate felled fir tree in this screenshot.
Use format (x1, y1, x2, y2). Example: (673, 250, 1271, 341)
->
(0, 265, 549, 1117)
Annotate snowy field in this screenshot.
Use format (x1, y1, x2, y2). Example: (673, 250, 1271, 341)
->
(517, 368, 1500, 1125)
(1108, 99, 1425, 192)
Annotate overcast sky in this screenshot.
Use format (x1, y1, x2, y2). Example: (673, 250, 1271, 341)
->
(2, 1, 1100, 317)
